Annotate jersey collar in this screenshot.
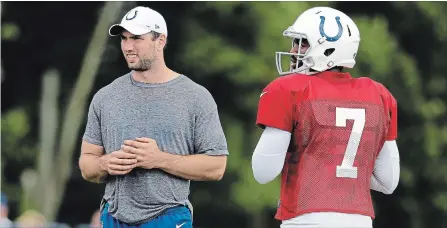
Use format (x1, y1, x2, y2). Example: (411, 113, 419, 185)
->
(317, 71, 352, 82)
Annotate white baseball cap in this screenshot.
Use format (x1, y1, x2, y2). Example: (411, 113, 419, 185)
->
(109, 6, 168, 37)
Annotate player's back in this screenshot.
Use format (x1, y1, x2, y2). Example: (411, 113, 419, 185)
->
(276, 71, 392, 223)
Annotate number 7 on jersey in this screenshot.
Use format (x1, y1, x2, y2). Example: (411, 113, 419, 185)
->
(335, 107, 366, 179)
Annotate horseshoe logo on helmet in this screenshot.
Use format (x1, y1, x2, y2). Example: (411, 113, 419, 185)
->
(125, 10, 138, 21)
(319, 16, 343, 42)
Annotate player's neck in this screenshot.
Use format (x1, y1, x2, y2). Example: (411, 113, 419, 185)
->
(328, 67, 343, 73)
(131, 60, 178, 84)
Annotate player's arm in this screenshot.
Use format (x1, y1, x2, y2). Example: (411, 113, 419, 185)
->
(79, 95, 108, 183)
(251, 80, 294, 184)
(370, 140, 400, 194)
(122, 137, 227, 181)
(252, 127, 291, 184)
(79, 141, 108, 183)
(158, 89, 228, 181)
(370, 87, 400, 194)
(79, 94, 137, 183)
(157, 154, 227, 181)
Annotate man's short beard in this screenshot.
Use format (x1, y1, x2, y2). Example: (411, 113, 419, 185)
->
(129, 58, 156, 72)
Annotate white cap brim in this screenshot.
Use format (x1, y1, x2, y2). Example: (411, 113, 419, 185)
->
(109, 23, 151, 36)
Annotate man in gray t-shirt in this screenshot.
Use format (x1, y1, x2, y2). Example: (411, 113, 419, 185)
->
(78, 6, 228, 228)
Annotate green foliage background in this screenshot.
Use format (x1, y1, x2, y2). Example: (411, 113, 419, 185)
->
(1, 2, 446, 228)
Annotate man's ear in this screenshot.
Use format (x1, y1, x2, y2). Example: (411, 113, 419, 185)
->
(157, 34, 167, 51)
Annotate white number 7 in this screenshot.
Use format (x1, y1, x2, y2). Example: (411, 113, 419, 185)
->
(335, 107, 366, 179)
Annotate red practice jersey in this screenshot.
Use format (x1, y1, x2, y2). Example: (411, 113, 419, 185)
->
(256, 71, 398, 221)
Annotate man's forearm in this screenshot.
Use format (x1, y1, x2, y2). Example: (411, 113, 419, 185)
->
(157, 153, 226, 181)
(79, 154, 108, 183)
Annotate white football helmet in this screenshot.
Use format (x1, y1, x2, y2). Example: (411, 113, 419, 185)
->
(275, 7, 361, 75)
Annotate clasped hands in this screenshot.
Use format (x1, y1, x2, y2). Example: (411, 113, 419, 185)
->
(100, 137, 166, 176)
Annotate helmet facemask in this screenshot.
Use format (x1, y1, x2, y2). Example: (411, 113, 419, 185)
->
(275, 29, 315, 76)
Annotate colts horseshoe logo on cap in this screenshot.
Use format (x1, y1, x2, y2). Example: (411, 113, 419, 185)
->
(125, 10, 138, 20)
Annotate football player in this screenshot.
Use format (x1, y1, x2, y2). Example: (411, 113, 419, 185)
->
(251, 6, 400, 228)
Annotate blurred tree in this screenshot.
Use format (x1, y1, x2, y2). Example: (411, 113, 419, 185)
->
(6, 1, 126, 222)
(1, 107, 36, 213)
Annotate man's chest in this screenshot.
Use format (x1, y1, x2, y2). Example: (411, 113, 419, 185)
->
(98, 96, 195, 152)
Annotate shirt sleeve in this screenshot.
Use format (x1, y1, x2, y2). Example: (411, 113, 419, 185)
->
(193, 88, 229, 156)
(376, 82, 398, 141)
(385, 93, 398, 141)
(256, 80, 295, 133)
(82, 93, 103, 146)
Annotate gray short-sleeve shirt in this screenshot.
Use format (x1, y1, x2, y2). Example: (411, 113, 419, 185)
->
(82, 73, 228, 224)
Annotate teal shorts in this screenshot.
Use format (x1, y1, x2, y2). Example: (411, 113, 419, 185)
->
(101, 203, 192, 228)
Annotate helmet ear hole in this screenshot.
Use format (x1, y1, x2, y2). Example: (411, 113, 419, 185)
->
(324, 48, 335, 57)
